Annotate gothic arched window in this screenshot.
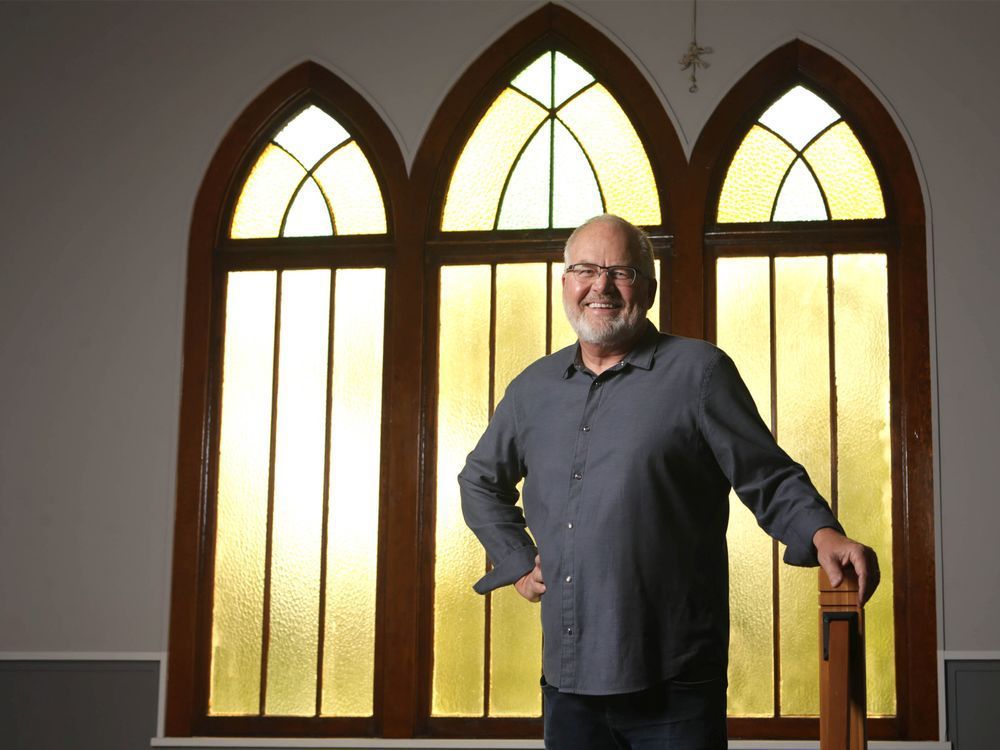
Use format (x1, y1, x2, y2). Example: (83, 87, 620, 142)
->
(685, 41, 936, 741)
(166, 63, 406, 737)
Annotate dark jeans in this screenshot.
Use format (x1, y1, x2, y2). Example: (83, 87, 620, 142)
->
(541, 674, 728, 750)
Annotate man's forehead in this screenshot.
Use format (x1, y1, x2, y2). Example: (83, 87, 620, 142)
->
(568, 222, 637, 263)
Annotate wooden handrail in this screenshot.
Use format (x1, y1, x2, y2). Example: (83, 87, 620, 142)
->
(819, 567, 867, 750)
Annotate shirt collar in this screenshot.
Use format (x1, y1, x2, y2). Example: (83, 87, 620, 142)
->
(561, 321, 659, 378)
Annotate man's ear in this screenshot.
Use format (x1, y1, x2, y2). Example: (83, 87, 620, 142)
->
(645, 277, 658, 309)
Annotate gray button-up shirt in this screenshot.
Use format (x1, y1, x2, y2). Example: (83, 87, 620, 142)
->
(459, 324, 842, 695)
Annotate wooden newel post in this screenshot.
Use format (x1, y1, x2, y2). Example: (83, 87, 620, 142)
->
(819, 567, 867, 750)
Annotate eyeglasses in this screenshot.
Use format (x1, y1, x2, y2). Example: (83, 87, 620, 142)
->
(564, 263, 644, 287)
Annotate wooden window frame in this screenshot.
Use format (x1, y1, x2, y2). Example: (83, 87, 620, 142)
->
(409, 9, 684, 736)
(683, 41, 937, 741)
(164, 62, 411, 737)
(166, 9, 936, 744)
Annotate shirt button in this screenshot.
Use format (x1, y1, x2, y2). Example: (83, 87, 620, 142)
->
(581, 425, 591, 432)
(573, 472, 582, 480)
(566, 627, 573, 635)
(567, 522, 573, 529)
(565, 575, 572, 583)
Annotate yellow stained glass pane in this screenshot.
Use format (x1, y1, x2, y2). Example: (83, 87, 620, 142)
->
(552, 119, 603, 228)
(265, 270, 330, 716)
(489, 581, 541, 717)
(209, 271, 276, 715)
(495, 263, 547, 398)
(551, 264, 577, 352)
(773, 159, 827, 222)
(716, 257, 773, 717)
(834, 254, 895, 715)
(497, 121, 551, 230)
(511, 52, 552, 108)
(489, 264, 546, 717)
(231, 144, 306, 239)
(759, 86, 840, 151)
(442, 90, 547, 231)
(553, 51, 594, 108)
(804, 122, 885, 220)
(557, 85, 660, 225)
(775, 257, 831, 716)
(433, 266, 491, 715)
(322, 268, 386, 717)
(274, 105, 350, 170)
(717, 126, 795, 223)
(283, 178, 333, 237)
(314, 142, 387, 235)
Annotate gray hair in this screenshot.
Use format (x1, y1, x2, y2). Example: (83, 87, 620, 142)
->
(563, 214, 656, 281)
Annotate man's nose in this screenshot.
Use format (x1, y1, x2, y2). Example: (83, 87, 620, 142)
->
(591, 268, 611, 292)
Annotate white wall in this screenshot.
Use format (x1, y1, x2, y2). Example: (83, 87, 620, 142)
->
(1, 0, 997, 655)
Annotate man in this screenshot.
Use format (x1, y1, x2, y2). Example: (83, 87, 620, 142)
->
(459, 214, 879, 749)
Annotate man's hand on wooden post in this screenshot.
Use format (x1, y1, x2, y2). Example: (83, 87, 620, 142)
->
(813, 527, 880, 606)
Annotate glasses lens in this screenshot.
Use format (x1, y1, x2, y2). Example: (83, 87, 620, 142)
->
(608, 267, 636, 284)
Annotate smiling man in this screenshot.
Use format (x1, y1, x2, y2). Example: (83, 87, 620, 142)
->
(459, 214, 879, 750)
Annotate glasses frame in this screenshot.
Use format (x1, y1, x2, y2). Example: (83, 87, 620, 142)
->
(564, 263, 645, 287)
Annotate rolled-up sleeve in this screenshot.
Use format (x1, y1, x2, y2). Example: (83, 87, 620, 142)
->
(459, 388, 538, 594)
(699, 351, 843, 566)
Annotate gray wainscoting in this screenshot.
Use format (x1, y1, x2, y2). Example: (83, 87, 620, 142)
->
(0, 659, 159, 750)
(946, 659, 1000, 750)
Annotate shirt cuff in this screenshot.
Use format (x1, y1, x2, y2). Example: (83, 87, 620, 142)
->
(781, 514, 846, 567)
(472, 544, 538, 594)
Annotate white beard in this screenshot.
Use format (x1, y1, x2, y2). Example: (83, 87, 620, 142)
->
(563, 296, 647, 347)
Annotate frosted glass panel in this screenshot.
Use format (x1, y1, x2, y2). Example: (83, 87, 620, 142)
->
(322, 268, 386, 717)
(716, 257, 774, 717)
(834, 254, 895, 715)
(552, 119, 603, 228)
(209, 271, 277, 715)
(557, 85, 660, 225)
(551, 264, 578, 352)
(283, 178, 333, 237)
(442, 90, 547, 231)
(433, 266, 491, 715)
(773, 159, 827, 222)
(314, 141, 387, 235)
(804, 122, 885, 220)
(231, 144, 307, 239)
(553, 51, 595, 107)
(511, 52, 552, 108)
(775, 257, 830, 716)
(274, 105, 350, 170)
(266, 270, 331, 716)
(489, 582, 541, 717)
(495, 264, 547, 397)
(490, 263, 546, 716)
(759, 86, 840, 151)
(717, 126, 795, 223)
(497, 121, 551, 230)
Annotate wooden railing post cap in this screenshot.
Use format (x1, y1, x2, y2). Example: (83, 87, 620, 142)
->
(819, 566, 859, 593)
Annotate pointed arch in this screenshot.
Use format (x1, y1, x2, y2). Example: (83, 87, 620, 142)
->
(410, 4, 686, 738)
(681, 40, 935, 741)
(166, 61, 407, 737)
(412, 3, 685, 238)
